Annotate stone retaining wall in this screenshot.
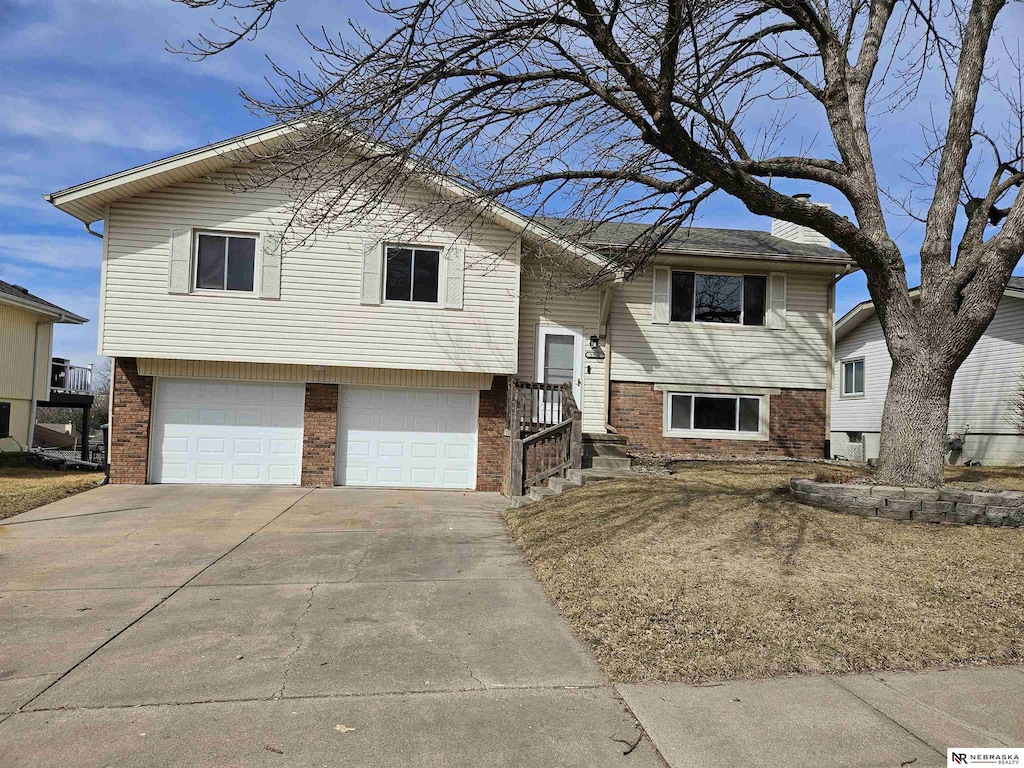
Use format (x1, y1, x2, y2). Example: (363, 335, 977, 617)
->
(791, 479, 1024, 527)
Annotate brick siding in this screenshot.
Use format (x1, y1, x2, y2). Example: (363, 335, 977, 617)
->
(301, 383, 339, 487)
(609, 382, 826, 459)
(109, 357, 152, 484)
(477, 375, 509, 494)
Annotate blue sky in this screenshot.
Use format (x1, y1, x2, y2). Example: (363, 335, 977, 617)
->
(1, 0, 1021, 368)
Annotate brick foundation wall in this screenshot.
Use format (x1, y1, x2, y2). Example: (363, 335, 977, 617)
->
(301, 383, 339, 487)
(477, 376, 509, 494)
(109, 357, 153, 484)
(609, 382, 826, 459)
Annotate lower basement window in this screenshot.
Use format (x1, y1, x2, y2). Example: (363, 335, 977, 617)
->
(664, 392, 767, 439)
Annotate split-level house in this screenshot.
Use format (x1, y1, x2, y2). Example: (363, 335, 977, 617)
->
(0, 280, 91, 456)
(831, 277, 1024, 466)
(46, 125, 852, 496)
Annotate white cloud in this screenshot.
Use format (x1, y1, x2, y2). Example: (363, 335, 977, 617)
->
(0, 90, 189, 152)
(0, 233, 102, 271)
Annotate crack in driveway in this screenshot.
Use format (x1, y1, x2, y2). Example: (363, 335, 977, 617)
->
(276, 583, 320, 699)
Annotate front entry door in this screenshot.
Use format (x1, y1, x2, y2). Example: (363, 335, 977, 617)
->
(535, 326, 583, 422)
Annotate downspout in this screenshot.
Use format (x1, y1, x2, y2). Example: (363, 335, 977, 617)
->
(27, 318, 54, 451)
(825, 266, 855, 459)
(84, 222, 103, 239)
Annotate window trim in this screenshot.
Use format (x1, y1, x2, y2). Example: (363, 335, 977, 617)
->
(191, 230, 260, 296)
(662, 391, 769, 441)
(382, 243, 444, 306)
(840, 357, 866, 398)
(669, 269, 768, 327)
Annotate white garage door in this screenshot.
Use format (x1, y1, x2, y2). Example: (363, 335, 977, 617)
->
(337, 387, 478, 489)
(150, 378, 305, 484)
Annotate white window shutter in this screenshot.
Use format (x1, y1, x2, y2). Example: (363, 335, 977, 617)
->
(444, 245, 465, 309)
(651, 267, 671, 324)
(360, 240, 383, 305)
(260, 231, 283, 300)
(167, 226, 192, 294)
(769, 272, 787, 330)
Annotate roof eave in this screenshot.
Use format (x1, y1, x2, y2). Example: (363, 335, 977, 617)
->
(647, 247, 853, 267)
(44, 123, 614, 272)
(0, 293, 88, 324)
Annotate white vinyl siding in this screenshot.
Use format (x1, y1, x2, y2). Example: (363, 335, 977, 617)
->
(609, 267, 832, 389)
(136, 358, 493, 390)
(0, 303, 54, 407)
(831, 294, 1024, 434)
(101, 166, 521, 373)
(517, 255, 606, 433)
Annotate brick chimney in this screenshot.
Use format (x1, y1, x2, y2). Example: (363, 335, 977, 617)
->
(771, 193, 831, 247)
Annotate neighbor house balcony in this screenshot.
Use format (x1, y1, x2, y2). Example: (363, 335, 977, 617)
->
(50, 358, 93, 396)
(39, 358, 95, 409)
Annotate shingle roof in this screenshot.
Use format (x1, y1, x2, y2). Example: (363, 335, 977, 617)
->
(0, 280, 88, 323)
(1008, 276, 1024, 292)
(536, 217, 851, 265)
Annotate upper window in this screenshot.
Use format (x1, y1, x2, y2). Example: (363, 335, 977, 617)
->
(671, 271, 766, 326)
(194, 232, 257, 293)
(842, 359, 865, 396)
(667, 392, 763, 435)
(385, 246, 440, 303)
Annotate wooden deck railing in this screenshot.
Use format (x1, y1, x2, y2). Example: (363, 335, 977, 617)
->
(508, 379, 583, 498)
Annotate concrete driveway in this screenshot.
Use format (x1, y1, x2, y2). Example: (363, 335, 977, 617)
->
(0, 486, 660, 767)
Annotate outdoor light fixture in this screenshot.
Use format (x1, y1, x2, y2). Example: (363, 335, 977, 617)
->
(589, 335, 599, 349)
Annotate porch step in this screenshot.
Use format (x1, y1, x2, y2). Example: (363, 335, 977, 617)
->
(566, 467, 637, 485)
(547, 475, 583, 493)
(582, 432, 633, 471)
(585, 455, 633, 471)
(510, 466, 634, 508)
(527, 485, 558, 502)
(582, 432, 627, 444)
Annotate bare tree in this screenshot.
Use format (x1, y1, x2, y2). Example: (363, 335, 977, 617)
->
(172, 0, 1024, 486)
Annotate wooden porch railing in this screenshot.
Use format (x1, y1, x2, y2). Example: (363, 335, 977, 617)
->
(508, 378, 583, 498)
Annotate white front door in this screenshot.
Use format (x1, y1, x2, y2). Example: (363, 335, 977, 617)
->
(535, 326, 583, 420)
(150, 378, 305, 484)
(336, 386, 478, 488)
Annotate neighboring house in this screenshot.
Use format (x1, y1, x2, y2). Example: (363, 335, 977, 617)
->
(34, 423, 82, 451)
(831, 278, 1024, 466)
(46, 125, 852, 494)
(0, 281, 90, 454)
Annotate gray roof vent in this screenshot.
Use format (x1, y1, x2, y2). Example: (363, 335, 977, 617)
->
(11, 284, 29, 294)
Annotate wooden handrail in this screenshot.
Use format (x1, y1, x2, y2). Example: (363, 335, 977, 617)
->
(522, 417, 573, 445)
(508, 377, 583, 497)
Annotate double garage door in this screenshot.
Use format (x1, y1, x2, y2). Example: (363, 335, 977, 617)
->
(150, 378, 478, 488)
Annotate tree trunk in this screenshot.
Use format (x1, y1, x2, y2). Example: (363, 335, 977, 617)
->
(874, 355, 954, 487)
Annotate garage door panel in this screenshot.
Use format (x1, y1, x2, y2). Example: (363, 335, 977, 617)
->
(151, 379, 304, 485)
(337, 386, 477, 489)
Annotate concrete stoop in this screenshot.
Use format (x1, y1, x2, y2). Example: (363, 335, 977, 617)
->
(509, 433, 636, 508)
(582, 432, 633, 471)
(510, 467, 638, 507)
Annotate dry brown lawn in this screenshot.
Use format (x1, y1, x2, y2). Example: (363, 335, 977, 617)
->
(0, 468, 105, 521)
(504, 461, 1024, 683)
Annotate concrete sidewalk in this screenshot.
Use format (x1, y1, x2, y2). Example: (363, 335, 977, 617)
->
(619, 666, 1024, 768)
